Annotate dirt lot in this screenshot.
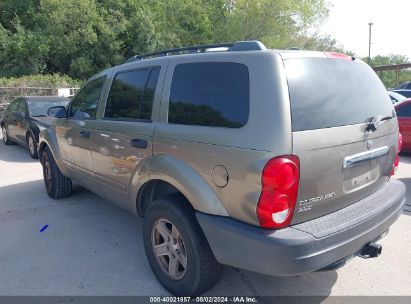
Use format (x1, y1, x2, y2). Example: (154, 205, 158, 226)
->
(0, 137, 410, 296)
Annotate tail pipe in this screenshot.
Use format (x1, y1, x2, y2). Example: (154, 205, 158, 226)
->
(359, 242, 382, 259)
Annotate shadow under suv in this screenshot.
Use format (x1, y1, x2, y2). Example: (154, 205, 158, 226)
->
(38, 41, 406, 296)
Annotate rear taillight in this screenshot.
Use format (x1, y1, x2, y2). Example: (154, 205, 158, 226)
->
(391, 133, 402, 176)
(257, 155, 300, 229)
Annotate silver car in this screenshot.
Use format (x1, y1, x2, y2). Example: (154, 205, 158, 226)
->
(38, 41, 405, 296)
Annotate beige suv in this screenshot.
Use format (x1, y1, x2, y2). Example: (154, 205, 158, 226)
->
(39, 41, 406, 295)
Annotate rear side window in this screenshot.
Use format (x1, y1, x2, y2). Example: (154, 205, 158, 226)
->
(105, 67, 160, 121)
(284, 58, 393, 131)
(396, 104, 411, 117)
(168, 62, 249, 128)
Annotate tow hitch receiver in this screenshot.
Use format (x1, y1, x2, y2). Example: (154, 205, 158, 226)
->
(359, 243, 382, 258)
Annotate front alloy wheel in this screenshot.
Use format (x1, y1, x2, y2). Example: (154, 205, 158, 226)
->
(27, 133, 38, 159)
(42, 151, 53, 193)
(152, 219, 188, 280)
(2, 125, 12, 145)
(40, 146, 72, 199)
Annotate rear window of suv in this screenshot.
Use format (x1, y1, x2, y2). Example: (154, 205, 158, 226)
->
(284, 58, 393, 131)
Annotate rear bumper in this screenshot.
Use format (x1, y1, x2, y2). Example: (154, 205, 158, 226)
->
(197, 180, 406, 276)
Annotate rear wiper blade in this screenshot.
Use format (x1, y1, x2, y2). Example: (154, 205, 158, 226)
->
(366, 115, 393, 132)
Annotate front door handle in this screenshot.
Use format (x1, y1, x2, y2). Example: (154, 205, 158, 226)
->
(79, 130, 90, 138)
(130, 138, 148, 149)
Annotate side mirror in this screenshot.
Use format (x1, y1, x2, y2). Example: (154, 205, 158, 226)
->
(47, 106, 67, 118)
(15, 111, 25, 118)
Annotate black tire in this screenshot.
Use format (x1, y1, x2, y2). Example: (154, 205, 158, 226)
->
(143, 194, 222, 296)
(1, 125, 13, 145)
(27, 132, 39, 159)
(41, 146, 72, 199)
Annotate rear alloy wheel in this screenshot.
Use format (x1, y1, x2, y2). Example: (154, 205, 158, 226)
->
(151, 219, 188, 280)
(27, 133, 38, 159)
(2, 125, 13, 145)
(41, 146, 72, 199)
(143, 195, 222, 296)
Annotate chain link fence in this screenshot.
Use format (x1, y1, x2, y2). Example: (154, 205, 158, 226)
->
(0, 87, 59, 104)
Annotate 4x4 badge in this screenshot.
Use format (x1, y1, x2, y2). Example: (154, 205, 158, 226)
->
(367, 140, 374, 150)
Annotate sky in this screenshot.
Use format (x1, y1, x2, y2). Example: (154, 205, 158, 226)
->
(319, 0, 411, 59)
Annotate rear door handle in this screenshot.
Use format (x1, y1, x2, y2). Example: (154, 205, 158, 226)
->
(79, 130, 90, 138)
(130, 138, 148, 149)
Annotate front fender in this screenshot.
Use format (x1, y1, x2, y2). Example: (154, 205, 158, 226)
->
(146, 154, 229, 216)
(39, 128, 71, 177)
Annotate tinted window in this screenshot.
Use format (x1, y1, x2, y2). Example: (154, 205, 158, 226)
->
(17, 100, 27, 112)
(169, 62, 249, 128)
(285, 58, 393, 131)
(396, 104, 411, 117)
(69, 77, 106, 119)
(8, 100, 20, 112)
(105, 67, 159, 120)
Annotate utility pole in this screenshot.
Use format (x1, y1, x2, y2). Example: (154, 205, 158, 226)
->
(368, 22, 373, 65)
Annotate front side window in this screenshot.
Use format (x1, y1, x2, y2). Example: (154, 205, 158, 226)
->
(168, 62, 249, 128)
(104, 67, 160, 121)
(8, 99, 20, 112)
(69, 77, 106, 119)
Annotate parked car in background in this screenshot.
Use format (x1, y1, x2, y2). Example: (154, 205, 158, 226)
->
(395, 99, 411, 152)
(393, 81, 411, 90)
(1, 96, 69, 158)
(388, 91, 408, 104)
(390, 89, 411, 98)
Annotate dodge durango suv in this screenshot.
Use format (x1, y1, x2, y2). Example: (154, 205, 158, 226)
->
(38, 41, 406, 296)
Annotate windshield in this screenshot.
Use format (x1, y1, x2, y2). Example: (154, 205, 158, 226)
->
(284, 58, 393, 131)
(389, 91, 407, 104)
(29, 100, 68, 117)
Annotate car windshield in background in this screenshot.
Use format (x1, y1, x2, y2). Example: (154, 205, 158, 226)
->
(29, 100, 68, 117)
(389, 91, 407, 104)
(284, 58, 393, 132)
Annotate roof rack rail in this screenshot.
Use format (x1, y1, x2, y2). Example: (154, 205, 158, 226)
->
(125, 40, 266, 63)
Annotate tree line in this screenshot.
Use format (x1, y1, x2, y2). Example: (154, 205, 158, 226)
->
(0, 0, 409, 88)
(0, 0, 331, 79)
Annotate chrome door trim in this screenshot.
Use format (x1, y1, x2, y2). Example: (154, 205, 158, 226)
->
(343, 146, 389, 168)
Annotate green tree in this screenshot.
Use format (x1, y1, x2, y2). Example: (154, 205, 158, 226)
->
(219, 0, 329, 47)
(0, 23, 48, 76)
(0, 0, 330, 79)
(287, 34, 355, 56)
(368, 54, 411, 88)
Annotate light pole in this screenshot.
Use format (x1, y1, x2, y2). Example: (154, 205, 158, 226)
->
(368, 22, 373, 65)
